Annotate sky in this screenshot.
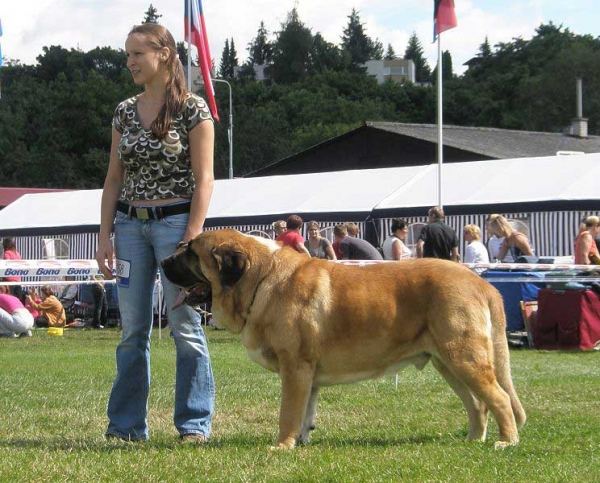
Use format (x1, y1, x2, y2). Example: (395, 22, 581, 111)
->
(0, 1, 596, 75)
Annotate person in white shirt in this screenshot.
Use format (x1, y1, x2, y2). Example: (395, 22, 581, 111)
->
(382, 218, 413, 260)
(464, 224, 490, 268)
(485, 215, 504, 261)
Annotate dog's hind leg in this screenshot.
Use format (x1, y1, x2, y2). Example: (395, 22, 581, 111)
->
(297, 386, 320, 445)
(439, 339, 519, 448)
(431, 356, 489, 441)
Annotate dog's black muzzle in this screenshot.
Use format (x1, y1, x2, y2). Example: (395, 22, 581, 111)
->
(161, 248, 212, 306)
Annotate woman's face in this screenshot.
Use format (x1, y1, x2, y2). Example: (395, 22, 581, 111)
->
(464, 231, 474, 243)
(308, 227, 320, 240)
(125, 33, 165, 86)
(395, 227, 408, 240)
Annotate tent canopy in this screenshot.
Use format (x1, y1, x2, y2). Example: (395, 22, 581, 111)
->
(0, 153, 599, 237)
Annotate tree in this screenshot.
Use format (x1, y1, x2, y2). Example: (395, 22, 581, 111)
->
(219, 39, 230, 78)
(269, 8, 313, 83)
(247, 21, 273, 65)
(310, 33, 343, 73)
(404, 32, 431, 83)
(340, 8, 381, 72)
(219, 38, 238, 78)
(479, 37, 492, 58)
(385, 44, 396, 60)
(142, 4, 162, 24)
(432, 50, 454, 83)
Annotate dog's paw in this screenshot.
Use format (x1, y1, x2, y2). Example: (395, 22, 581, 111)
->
(269, 438, 296, 450)
(494, 440, 518, 450)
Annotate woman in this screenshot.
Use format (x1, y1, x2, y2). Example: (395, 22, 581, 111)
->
(574, 216, 600, 265)
(489, 215, 533, 262)
(304, 221, 337, 260)
(2, 237, 24, 301)
(95, 24, 214, 443)
(26, 285, 66, 328)
(382, 218, 412, 260)
(463, 224, 490, 265)
(0, 285, 34, 338)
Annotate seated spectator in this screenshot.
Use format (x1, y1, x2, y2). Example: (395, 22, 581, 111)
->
(91, 276, 108, 329)
(304, 221, 336, 260)
(574, 215, 600, 265)
(346, 222, 359, 237)
(490, 215, 533, 262)
(58, 277, 79, 309)
(463, 224, 490, 267)
(416, 206, 460, 261)
(26, 285, 66, 328)
(382, 218, 412, 260)
(275, 215, 310, 256)
(333, 225, 383, 260)
(24, 288, 42, 319)
(2, 237, 24, 302)
(485, 214, 504, 261)
(272, 220, 287, 238)
(0, 285, 34, 338)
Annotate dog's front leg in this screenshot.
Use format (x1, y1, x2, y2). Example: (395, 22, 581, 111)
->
(274, 361, 315, 449)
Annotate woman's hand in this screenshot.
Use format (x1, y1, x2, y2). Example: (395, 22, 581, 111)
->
(95, 237, 115, 280)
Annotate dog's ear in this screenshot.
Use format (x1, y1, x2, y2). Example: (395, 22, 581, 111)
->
(212, 245, 248, 289)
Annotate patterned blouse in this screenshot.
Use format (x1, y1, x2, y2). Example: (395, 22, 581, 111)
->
(112, 92, 212, 202)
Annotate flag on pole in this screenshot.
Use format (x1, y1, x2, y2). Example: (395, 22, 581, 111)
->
(433, 0, 457, 41)
(184, 0, 219, 121)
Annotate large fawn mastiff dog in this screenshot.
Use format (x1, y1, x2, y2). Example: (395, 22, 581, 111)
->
(161, 229, 525, 449)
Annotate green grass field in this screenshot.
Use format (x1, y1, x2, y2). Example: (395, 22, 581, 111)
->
(1, 328, 598, 482)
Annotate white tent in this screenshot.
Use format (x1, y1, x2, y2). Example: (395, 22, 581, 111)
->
(0, 153, 599, 239)
(373, 153, 600, 217)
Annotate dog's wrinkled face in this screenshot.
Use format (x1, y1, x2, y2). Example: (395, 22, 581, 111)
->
(161, 244, 212, 306)
(161, 233, 250, 307)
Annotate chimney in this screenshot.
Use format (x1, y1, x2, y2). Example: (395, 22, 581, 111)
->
(570, 78, 588, 138)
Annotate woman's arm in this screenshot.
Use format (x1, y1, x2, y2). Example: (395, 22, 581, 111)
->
(325, 240, 337, 260)
(95, 128, 124, 279)
(184, 120, 215, 243)
(391, 239, 401, 261)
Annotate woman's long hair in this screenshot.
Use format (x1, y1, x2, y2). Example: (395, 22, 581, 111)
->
(128, 24, 188, 139)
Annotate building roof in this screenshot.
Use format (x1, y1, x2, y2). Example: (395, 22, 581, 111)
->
(367, 122, 600, 159)
(246, 122, 600, 177)
(0, 188, 74, 208)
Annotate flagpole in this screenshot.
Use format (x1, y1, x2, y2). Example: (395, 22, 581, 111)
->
(436, 32, 443, 209)
(186, 0, 192, 89)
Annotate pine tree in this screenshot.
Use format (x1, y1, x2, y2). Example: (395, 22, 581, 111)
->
(479, 37, 492, 57)
(219, 39, 231, 78)
(247, 21, 273, 65)
(142, 4, 162, 24)
(384, 44, 396, 60)
(228, 39, 238, 75)
(269, 8, 313, 83)
(404, 32, 431, 83)
(432, 50, 453, 83)
(340, 8, 381, 71)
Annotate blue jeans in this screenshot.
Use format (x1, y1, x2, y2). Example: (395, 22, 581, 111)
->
(106, 210, 215, 441)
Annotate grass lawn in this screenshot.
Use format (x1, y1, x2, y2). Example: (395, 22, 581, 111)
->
(0, 327, 598, 482)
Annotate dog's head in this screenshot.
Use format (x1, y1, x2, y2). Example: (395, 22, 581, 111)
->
(161, 242, 212, 306)
(161, 230, 255, 307)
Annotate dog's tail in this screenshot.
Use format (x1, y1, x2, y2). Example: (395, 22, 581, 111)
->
(489, 289, 527, 428)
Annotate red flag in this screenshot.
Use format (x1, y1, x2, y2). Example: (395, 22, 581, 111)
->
(184, 0, 219, 121)
(434, 0, 457, 41)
